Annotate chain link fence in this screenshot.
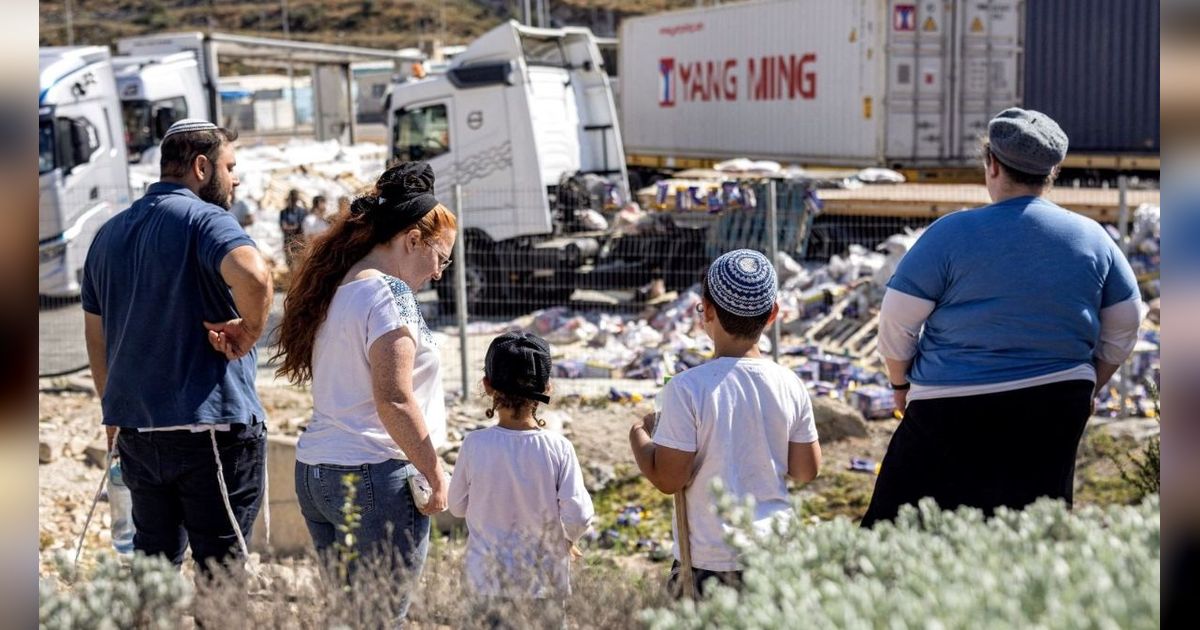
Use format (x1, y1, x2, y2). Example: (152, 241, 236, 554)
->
(428, 176, 1160, 416)
(430, 179, 819, 318)
(39, 175, 1158, 419)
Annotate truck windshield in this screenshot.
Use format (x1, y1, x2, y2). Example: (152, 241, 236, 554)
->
(393, 104, 450, 162)
(39, 117, 56, 174)
(520, 34, 568, 68)
(123, 100, 154, 158)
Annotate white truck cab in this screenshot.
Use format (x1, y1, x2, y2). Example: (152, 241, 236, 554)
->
(386, 20, 627, 309)
(39, 47, 131, 297)
(112, 51, 210, 164)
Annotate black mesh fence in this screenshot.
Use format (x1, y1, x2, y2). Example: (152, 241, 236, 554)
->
(39, 184, 132, 377)
(431, 179, 821, 318)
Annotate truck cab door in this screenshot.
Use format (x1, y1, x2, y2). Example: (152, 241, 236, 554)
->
(41, 102, 124, 295)
(55, 108, 107, 221)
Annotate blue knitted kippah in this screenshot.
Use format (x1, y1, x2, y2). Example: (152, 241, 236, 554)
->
(706, 249, 777, 317)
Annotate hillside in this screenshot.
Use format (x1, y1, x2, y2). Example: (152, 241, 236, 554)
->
(38, 0, 701, 50)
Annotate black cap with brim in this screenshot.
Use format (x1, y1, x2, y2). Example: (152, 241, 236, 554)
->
(485, 332, 552, 404)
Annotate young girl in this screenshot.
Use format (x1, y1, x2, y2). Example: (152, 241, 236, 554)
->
(448, 332, 594, 621)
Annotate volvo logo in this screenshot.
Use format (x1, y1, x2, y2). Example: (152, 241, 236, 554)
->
(467, 111, 484, 129)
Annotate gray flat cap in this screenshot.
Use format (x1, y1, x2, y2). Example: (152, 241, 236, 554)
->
(987, 108, 1068, 176)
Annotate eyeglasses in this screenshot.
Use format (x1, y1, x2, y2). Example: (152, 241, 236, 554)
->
(428, 241, 452, 272)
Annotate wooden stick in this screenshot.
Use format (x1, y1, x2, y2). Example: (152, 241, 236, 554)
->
(674, 489, 697, 600)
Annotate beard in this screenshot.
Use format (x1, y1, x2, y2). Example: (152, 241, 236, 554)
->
(199, 175, 232, 210)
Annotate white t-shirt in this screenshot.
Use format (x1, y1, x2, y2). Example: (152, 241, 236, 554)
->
(297, 275, 447, 465)
(653, 357, 818, 572)
(447, 426, 594, 598)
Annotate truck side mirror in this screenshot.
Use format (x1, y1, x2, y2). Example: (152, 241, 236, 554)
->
(154, 107, 177, 140)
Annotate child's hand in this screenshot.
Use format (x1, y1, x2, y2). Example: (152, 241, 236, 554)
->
(568, 543, 583, 562)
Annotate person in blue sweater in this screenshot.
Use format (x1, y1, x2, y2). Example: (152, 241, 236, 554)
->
(862, 108, 1144, 526)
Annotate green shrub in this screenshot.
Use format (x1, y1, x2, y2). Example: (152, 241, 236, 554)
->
(1112, 382, 1161, 501)
(643, 489, 1160, 629)
(40, 551, 192, 629)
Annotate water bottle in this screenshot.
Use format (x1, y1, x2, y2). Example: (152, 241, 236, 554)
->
(108, 458, 135, 555)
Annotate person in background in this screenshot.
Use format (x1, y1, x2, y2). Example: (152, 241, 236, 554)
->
(862, 108, 1145, 527)
(279, 188, 306, 269)
(230, 187, 256, 229)
(302, 195, 331, 239)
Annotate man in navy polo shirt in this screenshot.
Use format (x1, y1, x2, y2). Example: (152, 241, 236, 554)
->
(82, 119, 273, 575)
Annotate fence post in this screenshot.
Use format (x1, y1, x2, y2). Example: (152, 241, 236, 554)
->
(767, 180, 781, 363)
(1117, 174, 1130, 255)
(1115, 174, 1131, 416)
(453, 184, 470, 401)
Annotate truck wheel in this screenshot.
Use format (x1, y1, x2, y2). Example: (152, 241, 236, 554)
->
(436, 258, 496, 317)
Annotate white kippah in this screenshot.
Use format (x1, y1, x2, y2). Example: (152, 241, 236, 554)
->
(161, 118, 219, 142)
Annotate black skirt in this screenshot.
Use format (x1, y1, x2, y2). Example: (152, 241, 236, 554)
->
(861, 379, 1094, 528)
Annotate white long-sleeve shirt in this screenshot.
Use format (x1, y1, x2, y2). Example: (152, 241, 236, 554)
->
(448, 426, 594, 598)
(878, 287, 1144, 401)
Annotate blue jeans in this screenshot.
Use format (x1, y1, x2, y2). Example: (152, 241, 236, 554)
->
(295, 459, 430, 617)
(116, 424, 265, 577)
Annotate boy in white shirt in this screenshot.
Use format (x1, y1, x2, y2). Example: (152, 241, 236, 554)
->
(449, 331, 594, 623)
(630, 249, 822, 598)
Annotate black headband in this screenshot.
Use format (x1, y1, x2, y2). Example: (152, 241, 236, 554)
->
(375, 192, 439, 225)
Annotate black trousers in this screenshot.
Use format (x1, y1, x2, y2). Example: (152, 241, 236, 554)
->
(116, 424, 265, 575)
(861, 380, 1093, 528)
(667, 559, 743, 599)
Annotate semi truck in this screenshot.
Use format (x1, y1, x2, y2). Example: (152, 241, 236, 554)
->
(386, 20, 819, 313)
(112, 51, 209, 164)
(39, 46, 132, 297)
(115, 32, 421, 145)
(385, 20, 632, 311)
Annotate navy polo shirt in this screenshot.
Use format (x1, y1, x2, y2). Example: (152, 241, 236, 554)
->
(81, 182, 266, 429)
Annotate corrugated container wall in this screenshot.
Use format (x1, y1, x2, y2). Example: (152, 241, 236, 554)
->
(620, 0, 887, 165)
(619, 0, 1022, 168)
(1024, 0, 1159, 154)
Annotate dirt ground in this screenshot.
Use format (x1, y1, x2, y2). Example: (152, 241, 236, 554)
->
(37, 374, 898, 572)
(38, 366, 1156, 580)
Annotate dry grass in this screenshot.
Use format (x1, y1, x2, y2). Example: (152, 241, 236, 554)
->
(187, 535, 669, 629)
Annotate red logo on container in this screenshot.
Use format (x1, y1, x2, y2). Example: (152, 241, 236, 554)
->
(654, 54, 816, 106)
(658, 22, 704, 37)
(894, 5, 917, 31)
(659, 58, 676, 107)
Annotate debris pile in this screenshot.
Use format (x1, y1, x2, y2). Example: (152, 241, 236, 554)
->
(130, 139, 389, 265)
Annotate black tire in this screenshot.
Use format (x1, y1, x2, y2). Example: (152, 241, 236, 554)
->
(436, 256, 498, 317)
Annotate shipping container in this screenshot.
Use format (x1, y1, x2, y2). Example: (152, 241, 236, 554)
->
(1024, 0, 1159, 155)
(619, 0, 1021, 168)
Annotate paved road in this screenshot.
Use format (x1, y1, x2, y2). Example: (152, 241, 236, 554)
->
(39, 297, 87, 376)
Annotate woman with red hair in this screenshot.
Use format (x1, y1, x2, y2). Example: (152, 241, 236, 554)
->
(273, 161, 456, 620)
